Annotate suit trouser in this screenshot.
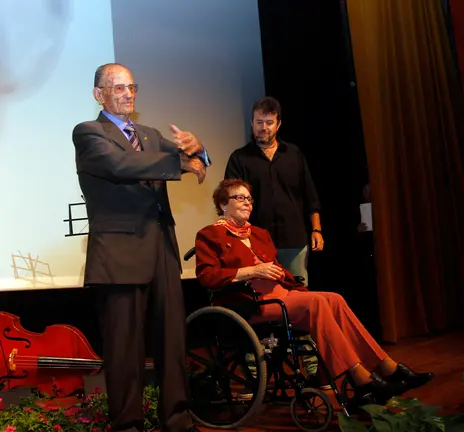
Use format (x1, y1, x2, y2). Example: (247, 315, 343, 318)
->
(96, 223, 192, 432)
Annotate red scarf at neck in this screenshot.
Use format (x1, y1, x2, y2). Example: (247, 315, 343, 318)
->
(214, 217, 251, 239)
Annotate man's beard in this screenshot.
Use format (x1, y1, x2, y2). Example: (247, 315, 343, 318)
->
(255, 133, 275, 147)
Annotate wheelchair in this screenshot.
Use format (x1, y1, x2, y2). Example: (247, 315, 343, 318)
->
(183, 248, 357, 432)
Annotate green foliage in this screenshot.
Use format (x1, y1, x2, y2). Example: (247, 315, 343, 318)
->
(338, 397, 464, 432)
(0, 386, 159, 432)
(142, 385, 159, 431)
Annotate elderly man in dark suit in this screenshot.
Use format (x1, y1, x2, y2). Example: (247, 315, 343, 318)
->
(72, 63, 210, 432)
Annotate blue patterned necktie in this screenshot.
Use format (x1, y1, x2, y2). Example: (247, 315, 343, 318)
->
(124, 124, 141, 151)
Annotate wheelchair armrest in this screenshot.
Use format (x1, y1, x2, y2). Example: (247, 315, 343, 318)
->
(209, 281, 260, 303)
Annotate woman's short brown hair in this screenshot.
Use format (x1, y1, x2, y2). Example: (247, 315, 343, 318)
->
(213, 179, 252, 216)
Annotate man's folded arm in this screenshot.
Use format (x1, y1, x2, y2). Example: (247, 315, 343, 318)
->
(73, 125, 181, 183)
(158, 133, 211, 167)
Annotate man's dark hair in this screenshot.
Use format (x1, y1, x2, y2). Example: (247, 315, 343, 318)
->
(251, 96, 281, 122)
(94, 63, 128, 87)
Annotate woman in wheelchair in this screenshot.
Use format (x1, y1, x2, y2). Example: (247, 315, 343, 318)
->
(194, 179, 434, 405)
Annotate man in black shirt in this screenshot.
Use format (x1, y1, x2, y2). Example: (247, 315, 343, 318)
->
(224, 96, 324, 283)
(224, 96, 324, 380)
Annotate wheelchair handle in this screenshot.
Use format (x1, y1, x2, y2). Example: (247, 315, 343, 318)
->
(184, 246, 196, 261)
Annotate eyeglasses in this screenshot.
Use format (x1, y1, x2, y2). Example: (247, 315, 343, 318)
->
(98, 84, 139, 94)
(228, 195, 254, 204)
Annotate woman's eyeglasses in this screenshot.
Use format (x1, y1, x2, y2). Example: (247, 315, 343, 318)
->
(228, 195, 254, 204)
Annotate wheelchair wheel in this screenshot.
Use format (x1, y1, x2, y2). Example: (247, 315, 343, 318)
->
(290, 388, 333, 432)
(186, 306, 267, 429)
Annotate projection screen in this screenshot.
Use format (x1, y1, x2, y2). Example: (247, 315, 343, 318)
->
(0, 0, 265, 290)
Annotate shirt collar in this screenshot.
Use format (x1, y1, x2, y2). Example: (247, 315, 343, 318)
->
(101, 110, 134, 132)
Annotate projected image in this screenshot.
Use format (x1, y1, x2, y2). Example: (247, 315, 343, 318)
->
(0, 0, 115, 291)
(0, 0, 71, 99)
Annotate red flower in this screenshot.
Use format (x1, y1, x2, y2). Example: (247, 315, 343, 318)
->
(93, 409, 107, 422)
(52, 426, 63, 430)
(65, 406, 83, 417)
(143, 401, 151, 412)
(3, 426, 16, 432)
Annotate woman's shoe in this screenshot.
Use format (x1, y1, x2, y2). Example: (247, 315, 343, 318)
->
(384, 363, 434, 391)
(354, 372, 407, 406)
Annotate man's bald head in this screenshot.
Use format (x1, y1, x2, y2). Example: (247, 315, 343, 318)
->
(94, 63, 130, 88)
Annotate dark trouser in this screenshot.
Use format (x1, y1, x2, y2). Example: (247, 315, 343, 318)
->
(96, 226, 192, 432)
(276, 246, 318, 375)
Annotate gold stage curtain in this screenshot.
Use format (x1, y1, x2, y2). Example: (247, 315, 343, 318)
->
(347, 0, 464, 342)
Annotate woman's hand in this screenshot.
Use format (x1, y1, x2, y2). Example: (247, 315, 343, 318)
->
(253, 262, 285, 280)
(233, 262, 285, 282)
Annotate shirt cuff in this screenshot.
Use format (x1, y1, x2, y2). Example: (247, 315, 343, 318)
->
(197, 147, 212, 167)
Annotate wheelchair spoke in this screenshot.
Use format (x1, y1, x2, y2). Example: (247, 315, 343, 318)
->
(187, 348, 214, 369)
(188, 346, 241, 375)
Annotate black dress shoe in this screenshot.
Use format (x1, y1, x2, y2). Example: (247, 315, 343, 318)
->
(354, 372, 407, 406)
(384, 363, 434, 391)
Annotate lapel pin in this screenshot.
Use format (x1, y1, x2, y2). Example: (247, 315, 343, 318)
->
(226, 243, 231, 248)
(143, 136, 148, 140)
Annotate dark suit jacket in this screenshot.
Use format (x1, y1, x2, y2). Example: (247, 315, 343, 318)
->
(73, 112, 183, 286)
(195, 224, 306, 303)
